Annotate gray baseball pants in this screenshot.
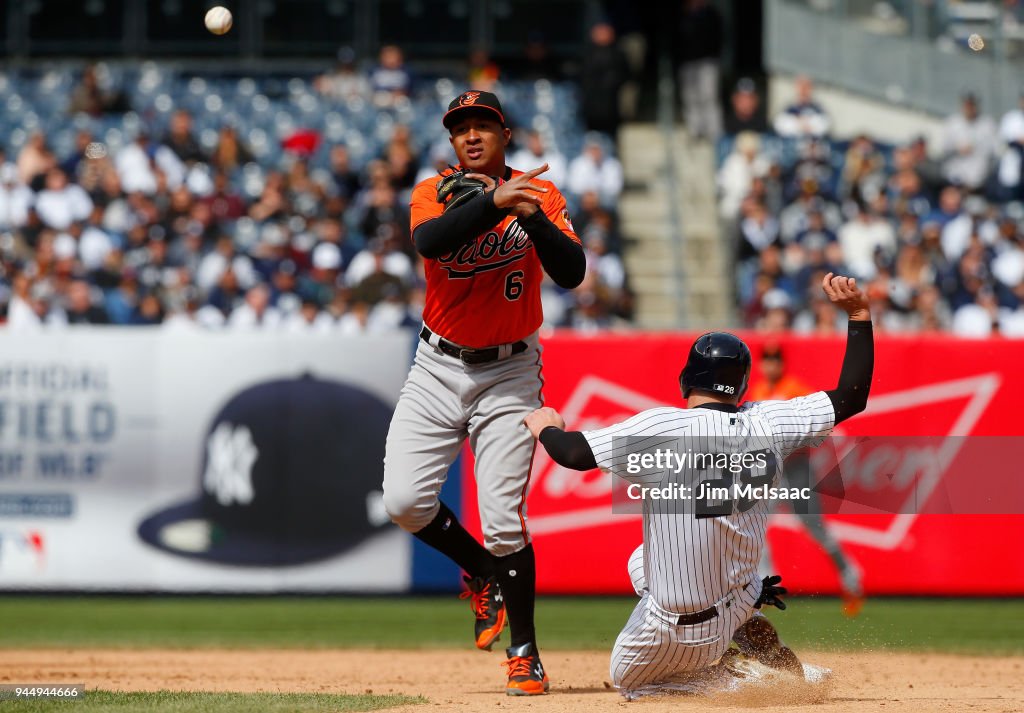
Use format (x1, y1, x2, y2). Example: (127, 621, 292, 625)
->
(382, 330, 543, 557)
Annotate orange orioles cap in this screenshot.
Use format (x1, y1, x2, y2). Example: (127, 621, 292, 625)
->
(442, 90, 506, 129)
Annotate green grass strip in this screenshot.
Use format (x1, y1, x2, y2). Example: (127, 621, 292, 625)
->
(763, 597, 1024, 655)
(0, 596, 1020, 655)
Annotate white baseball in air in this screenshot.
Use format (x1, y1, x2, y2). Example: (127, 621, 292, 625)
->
(205, 6, 233, 35)
(968, 33, 984, 51)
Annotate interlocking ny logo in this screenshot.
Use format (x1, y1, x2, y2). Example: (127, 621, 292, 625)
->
(460, 91, 481, 106)
(203, 423, 258, 506)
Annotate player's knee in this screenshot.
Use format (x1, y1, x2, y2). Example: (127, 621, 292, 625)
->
(609, 660, 634, 690)
(609, 663, 623, 688)
(627, 544, 646, 595)
(381, 487, 434, 532)
(629, 572, 646, 597)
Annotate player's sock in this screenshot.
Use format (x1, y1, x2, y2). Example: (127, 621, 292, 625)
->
(413, 501, 495, 579)
(493, 543, 537, 648)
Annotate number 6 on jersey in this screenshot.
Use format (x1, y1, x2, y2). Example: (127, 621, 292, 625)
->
(504, 271, 524, 301)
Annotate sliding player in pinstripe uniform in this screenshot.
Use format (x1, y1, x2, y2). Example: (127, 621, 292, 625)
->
(524, 273, 873, 698)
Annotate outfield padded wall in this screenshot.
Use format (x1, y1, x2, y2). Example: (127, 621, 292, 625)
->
(1, 328, 1021, 595)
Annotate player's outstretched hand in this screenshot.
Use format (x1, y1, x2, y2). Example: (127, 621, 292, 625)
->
(489, 164, 549, 214)
(523, 406, 565, 439)
(822, 272, 870, 321)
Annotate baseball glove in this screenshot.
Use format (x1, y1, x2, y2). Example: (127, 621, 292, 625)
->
(435, 167, 494, 212)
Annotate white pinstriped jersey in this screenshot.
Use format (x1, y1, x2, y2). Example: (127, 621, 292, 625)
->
(583, 392, 835, 613)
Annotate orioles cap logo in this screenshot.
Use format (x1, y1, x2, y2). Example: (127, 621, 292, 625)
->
(460, 91, 482, 106)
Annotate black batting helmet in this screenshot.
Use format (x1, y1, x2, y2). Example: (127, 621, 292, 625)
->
(679, 332, 752, 400)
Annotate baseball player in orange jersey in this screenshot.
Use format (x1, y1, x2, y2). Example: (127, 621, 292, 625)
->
(751, 344, 865, 617)
(382, 90, 585, 695)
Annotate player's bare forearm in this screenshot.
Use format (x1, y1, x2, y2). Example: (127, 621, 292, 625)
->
(821, 273, 874, 424)
(524, 407, 565, 438)
(524, 408, 598, 470)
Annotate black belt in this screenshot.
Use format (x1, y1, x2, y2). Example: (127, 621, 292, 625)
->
(420, 326, 529, 365)
(675, 606, 719, 626)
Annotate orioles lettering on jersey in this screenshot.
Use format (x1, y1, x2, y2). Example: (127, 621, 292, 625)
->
(437, 219, 531, 278)
(410, 167, 579, 348)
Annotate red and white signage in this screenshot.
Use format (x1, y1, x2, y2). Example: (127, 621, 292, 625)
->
(462, 333, 1024, 596)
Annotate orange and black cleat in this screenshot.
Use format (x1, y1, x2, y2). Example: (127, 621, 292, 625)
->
(503, 642, 549, 696)
(840, 563, 865, 618)
(459, 575, 506, 651)
(841, 594, 864, 618)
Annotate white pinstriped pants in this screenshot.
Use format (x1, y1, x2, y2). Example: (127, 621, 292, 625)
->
(609, 544, 760, 698)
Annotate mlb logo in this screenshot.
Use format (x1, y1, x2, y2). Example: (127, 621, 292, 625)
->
(0, 530, 45, 574)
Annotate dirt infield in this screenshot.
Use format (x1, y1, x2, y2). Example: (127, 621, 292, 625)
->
(0, 648, 1021, 712)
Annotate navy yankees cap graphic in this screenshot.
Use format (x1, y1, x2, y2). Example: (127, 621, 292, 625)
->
(443, 90, 506, 129)
(137, 374, 392, 566)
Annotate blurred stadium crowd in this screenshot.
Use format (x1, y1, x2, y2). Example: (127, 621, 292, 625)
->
(7, 3, 1023, 338)
(717, 75, 1024, 337)
(0, 45, 633, 332)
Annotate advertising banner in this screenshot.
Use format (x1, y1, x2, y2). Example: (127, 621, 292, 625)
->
(4, 328, 1022, 595)
(0, 329, 413, 592)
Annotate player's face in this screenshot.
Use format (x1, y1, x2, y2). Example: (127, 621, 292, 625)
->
(449, 115, 510, 174)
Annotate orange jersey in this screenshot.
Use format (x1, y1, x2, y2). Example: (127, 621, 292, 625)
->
(410, 168, 579, 348)
(748, 374, 810, 402)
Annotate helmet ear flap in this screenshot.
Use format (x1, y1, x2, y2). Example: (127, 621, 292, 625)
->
(679, 366, 696, 399)
(736, 371, 749, 401)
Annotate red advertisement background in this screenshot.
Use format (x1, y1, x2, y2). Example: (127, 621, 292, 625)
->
(461, 332, 1024, 596)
